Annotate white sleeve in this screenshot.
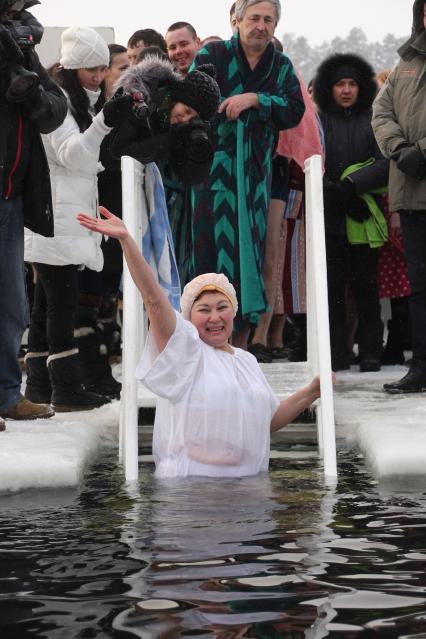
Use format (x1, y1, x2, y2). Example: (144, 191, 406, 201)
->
(44, 110, 112, 172)
(135, 311, 202, 402)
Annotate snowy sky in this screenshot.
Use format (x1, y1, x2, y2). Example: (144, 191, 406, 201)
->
(32, 0, 411, 47)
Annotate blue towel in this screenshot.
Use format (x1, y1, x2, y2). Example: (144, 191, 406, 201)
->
(142, 163, 181, 310)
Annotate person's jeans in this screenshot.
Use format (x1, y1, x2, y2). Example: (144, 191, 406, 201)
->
(0, 198, 28, 412)
(400, 210, 426, 367)
(28, 263, 79, 355)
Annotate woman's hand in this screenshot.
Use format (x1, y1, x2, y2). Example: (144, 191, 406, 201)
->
(77, 206, 129, 241)
(307, 373, 336, 401)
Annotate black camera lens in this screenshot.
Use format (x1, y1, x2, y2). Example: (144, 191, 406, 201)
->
(188, 127, 210, 163)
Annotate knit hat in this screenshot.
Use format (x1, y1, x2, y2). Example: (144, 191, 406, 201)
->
(170, 64, 220, 121)
(330, 65, 361, 86)
(180, 273, 238, 320)
(60, 27, 109, 70)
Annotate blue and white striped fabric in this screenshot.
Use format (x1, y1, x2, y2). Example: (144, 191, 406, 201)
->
(142, 163, 181, 311)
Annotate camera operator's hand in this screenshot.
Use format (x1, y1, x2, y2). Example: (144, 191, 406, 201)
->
(103, 94, 135, 128)
(396, 144, 426, 180)
(0, 23, 25, 63)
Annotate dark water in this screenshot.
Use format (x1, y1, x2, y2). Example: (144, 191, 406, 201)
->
(1, 446, 426, 638)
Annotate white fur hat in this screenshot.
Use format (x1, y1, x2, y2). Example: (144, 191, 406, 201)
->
(180, 273, 238, 320)
(60, 27, 109, 70)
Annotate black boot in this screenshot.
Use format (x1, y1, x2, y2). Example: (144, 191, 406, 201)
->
(24, 352, 52, 404)
(383, 364, 426, 394)
(381, 319, 405, 365)
(75, 327, 121, 399)
(47, 350, 111, 412)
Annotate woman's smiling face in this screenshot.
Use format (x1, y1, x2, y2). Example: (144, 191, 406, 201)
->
(190, 291, 234, 348)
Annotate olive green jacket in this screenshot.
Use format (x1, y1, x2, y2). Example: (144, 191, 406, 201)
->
(372, 31, 426, 212)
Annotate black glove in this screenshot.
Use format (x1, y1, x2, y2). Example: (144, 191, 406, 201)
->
(396, 144, 426, 180)
(323, 177, 354, 210)
(337, 178, 371, 222)
(0, 24, 25, 64)
(103, 94, 136, 128)
(345, 196, 371, 222)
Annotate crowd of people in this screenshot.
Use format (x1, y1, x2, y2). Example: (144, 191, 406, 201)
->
(1, 0, 425, 475)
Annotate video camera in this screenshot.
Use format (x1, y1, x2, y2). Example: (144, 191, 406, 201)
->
(0, 0, 42, 103)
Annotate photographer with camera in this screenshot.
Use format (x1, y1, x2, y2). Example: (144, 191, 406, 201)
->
(102, 53, 220, 286)
(104, 54, 220, 185)
(0, 0, 67, 429)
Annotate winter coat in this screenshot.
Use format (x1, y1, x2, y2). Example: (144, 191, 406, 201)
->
(0, 56, 67, 236)
(25, 89, 112, 270)
(372, 0, 426, 212)
(314, 53, 389, 236)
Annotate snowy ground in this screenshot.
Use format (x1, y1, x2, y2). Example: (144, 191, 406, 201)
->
(1, 362, 425, 493)
(0, 402, 120, 493)
(334, 363, 426, 480)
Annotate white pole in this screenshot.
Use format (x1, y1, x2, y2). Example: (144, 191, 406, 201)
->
(305, 155, 337, 479)
(119, 156, 145, 482)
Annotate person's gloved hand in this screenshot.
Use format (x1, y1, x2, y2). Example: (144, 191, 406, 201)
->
(337, 178, 371, 221)
(103, 94, 135, 128)
(396, 144, 426, 180)
(346, 196, 371, 222)
(323, 177, 355, 210)
(19, 83, 52, 121)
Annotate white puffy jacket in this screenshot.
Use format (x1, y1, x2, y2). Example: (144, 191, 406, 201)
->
(25, 90, 112, 271)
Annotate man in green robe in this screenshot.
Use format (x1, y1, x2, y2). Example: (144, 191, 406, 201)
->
(191, 0, 304, 347)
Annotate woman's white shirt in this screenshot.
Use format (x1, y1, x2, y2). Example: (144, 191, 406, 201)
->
(24, 87, 112, 270)
(136, 312, 280, 479)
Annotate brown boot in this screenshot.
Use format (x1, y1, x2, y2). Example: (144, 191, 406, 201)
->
(0, 398, 54, 420)
(0, 417, 5, 432)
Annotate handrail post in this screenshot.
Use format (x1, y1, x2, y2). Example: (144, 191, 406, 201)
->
(119, 156, 146, 482)
(305, 155, 337, 479)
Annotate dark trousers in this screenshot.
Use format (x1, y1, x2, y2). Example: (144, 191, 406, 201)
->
(28, 263, 79, 355)
(326, 235, 383, 363)
(400, 210, 426, 367)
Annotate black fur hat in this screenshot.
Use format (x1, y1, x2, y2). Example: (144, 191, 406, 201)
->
(313, 53, 377, 114)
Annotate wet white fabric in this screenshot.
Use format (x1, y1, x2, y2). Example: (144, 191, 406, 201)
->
(136, 312, 280, 478)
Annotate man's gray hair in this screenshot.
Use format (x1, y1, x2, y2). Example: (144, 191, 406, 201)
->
(235, 0, 281, 25)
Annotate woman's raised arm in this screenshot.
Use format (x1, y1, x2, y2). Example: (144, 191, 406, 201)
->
(77, 207, 176, 352)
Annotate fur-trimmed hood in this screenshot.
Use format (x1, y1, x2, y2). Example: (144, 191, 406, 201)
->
(115, 55, 220, 122)
(115, 55, 180, 101)
(313, 53, 377, 115)
(398, 0, 426, 60)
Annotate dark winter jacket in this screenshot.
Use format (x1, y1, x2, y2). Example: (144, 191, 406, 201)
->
(0, 54, 67, 236)
(372, 0, 426, 212)
(314, 53, 389, 236)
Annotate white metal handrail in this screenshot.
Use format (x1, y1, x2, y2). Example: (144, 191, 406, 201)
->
(119, 156, 146, 482)
(119, 154, 337, 481)
(305, 154, 337, 479)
